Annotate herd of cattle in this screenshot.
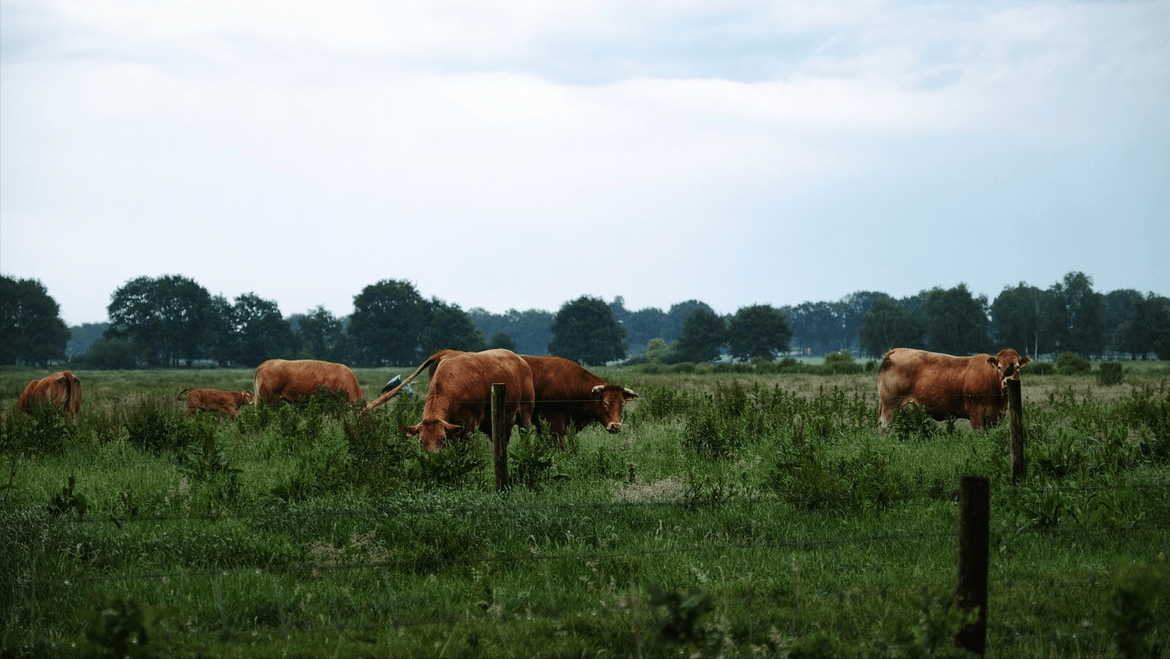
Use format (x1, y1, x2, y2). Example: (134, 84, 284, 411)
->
(12, 347, 1032, 449)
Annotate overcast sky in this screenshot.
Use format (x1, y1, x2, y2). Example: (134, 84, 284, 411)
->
(2, 0, 1168, 326)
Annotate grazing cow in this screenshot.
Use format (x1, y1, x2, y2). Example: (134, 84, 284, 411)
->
(522, 355, 638, 447)
(176, 388, 255, 419)
(16, 370, 83, 417)
(878, 348, 1031, 431)
(365, 349, 534, 452)
(253, 359, 364, 405)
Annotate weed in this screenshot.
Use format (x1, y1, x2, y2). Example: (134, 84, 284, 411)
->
(47, 474, 87, 518)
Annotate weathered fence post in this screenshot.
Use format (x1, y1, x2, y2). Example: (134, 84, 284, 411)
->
(955, 475, 990, 657)
(491, 383, 509, 492)
(1008, 378, 1025, 485)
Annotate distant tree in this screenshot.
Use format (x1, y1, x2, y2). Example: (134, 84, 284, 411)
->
(1102, 289, 1143, 356)
(204, 294, 236, 366)
(727, 304, 793, 361)
(348, 279, 429, 366)
(623, 306, 671, 357)
(467, 307, 553, 356)
(106, 274, 213, 367)
(424, 299, 487, 355)
(66, 322, 109, 361)
(858, 294, 925, 357)
(548, 296, 627, 365)
(488, 331, 516, 352)
(228, 293, 294, 366)
(672, 305, 726, 363)
(76, 336, 144, 369)
(1116, 293, 1170, 359)
(0, 275, 70, 366)
(922, 283, 989, 355)
(643, 337, 671, 362)
(787, 300, 855, 355)
(991, 283, 1047, 357)
(1047, 271, 1105, 357)
(665, 300, 710, 345)
(295, 306, 344, 360)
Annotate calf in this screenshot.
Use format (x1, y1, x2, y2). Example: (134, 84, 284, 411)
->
(176, 388, 256, 419)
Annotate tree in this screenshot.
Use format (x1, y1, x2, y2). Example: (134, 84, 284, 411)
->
(294, 306, 344, 360)
(0, 275, 70, 366)
(424, 299, 487, 355)
(672, 305, 726, 363)
(991, 283, 1047, 357)
(468, 307, 553, 356)
(228, 293, 294, 367)
(1102, 289, 1143, 357)
(727, 304, 793, 361)
(1116, 293, 1170, 359)
(488, 331, 516, 351)
(922, 283, 989, 355)
(76, 336, 144, 369)
(106, 274, 213, 367)
(858, 294, 924, 357)
(1047, 271, 1105, 357)
(348, 279, 429, 366)
(548, 295, 627, 365)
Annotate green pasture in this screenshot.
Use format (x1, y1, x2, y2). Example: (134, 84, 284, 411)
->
(1, 363, 1168, 658)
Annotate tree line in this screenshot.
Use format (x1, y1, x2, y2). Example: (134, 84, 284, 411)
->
(2, 270, 1168, 369)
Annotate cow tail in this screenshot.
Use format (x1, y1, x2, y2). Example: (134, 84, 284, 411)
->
(362, 353, 441, 414)
(176, 388, 190, 401)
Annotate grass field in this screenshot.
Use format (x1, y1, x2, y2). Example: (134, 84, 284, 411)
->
(1, 362, 1168, 658)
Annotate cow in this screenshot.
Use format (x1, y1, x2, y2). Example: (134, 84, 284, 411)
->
(364, 349, 534, 452)
(521, 355, 639, 447)
(176, 388, 255, 419)
(16, 370, 83, 417)
(878, 347, 1031, 431)
(253, 359, 364, 406)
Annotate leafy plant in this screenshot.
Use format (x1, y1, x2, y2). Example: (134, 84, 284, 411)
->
(47, 474, 87, 518)
(82, 594, 168, 659)
(1100, 563, 1168, 659)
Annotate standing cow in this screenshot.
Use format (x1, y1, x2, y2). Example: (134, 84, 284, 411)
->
(253, 359, 364, 405)
(878, 347, 1030, 431)
(16, 370, 83, 417)
(176, 388, 255, 419)
(365, 349, 534, 452)
(522, 355, 638, 447)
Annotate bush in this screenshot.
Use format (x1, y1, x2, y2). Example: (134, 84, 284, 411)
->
(1028, 361, 1055, 376)
(822, 351, 863, 375)
(1055, 351, 1092, 375)
(1098, 362, 1123, 386)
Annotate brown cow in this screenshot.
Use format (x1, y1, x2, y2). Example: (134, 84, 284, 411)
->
(522, 355, 638, 447)
(253, 359, 364, 405)
(176, 388, 255, 419)
(878, 347, 1030, 431)
(365, 349, 534, 452)
(16, 370, 82, 417)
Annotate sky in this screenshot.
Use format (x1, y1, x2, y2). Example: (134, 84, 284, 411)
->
(2, 0, 1168, 327)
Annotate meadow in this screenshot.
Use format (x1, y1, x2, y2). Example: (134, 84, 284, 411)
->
(1, 362, 1168, 658)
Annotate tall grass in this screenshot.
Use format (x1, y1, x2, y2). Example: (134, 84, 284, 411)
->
(1, 366, 1167, 657)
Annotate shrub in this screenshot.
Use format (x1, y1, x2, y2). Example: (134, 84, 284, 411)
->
(1055, 351, 1091, 375)
(1098, 362, 1123, 386)
(1028, 361, 1055, 375)
(822, 351, 863, 375)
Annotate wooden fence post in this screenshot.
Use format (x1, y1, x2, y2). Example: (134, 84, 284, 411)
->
(1008, 378, 1025, 485)
(955, 475, 990, 657)
(491, 383, 509, 492)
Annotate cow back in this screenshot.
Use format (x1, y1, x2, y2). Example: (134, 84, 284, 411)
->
(254, 359, 364, 404)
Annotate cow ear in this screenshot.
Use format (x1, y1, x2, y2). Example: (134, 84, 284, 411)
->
(405, 424, 422, 437)
(987, 356, 999, 369)
(1019, 356, 1031, 367)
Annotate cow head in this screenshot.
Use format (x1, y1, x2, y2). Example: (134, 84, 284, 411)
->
(987, 349, 1031, 388)
(240, 391, 256, 405)
(591, 384, 640, 433)
(406, 419, 463, 452)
